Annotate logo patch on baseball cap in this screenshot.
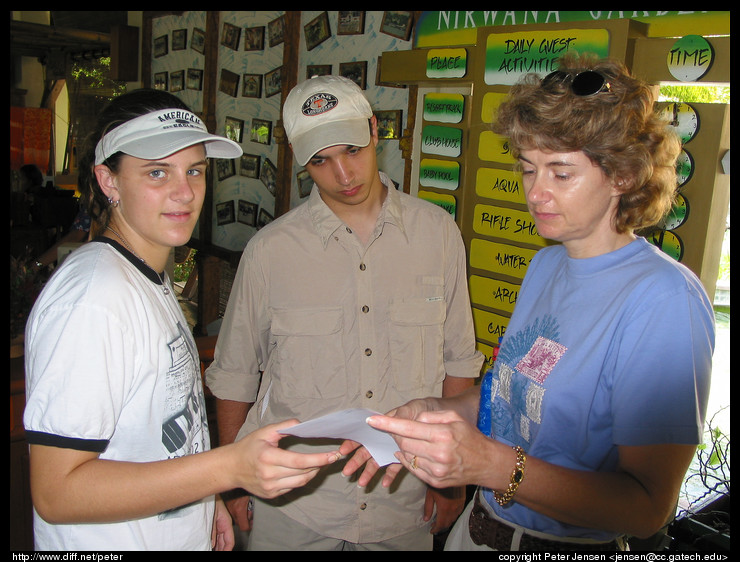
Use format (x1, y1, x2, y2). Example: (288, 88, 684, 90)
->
(302, 93, 338, 116)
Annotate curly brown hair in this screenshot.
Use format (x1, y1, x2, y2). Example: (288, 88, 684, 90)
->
(494, 53, 681, 233)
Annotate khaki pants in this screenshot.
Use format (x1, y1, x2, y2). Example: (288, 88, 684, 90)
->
(247, 498, 433, 551)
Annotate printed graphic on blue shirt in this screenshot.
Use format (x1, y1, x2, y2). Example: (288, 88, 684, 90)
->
(478, 315, 565, 446)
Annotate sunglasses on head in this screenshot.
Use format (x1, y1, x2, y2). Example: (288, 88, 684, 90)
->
(541, 70, 611, 96)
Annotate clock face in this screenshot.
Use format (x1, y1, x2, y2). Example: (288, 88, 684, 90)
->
(663, 193, 690, 231)
(648, 229, 684, 262)
(661, 103, 700, 144)
(667, 35, 714, 82)
(676, 149, 694, 188)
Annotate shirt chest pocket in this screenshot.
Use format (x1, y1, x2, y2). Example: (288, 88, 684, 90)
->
(389, 299, 446, 393)
(270, 307, 346, 399)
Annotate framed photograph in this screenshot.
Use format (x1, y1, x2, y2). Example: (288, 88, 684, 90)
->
(187, 68, 203, 91)
(297, 169, 313, 198)
(376, 110, 403, 140)
(337, 11, 365, 35)
(219, 69, 240, 98)
(172, 29, 187, 51)
(257, 208, 274, 229)
(305, 11, 331, 51)
(153, 34, 168, 58)
(221, 22, 241, 50)
(339, 61, 367, 89)
(381, 11, 414, 40)
(240, 153, 261, 178)
(216, 159, 235, 181)
(268, 15, 285, 47)
(216, 200, 235, 226)
(191, 27, 206, 54)
(264, 66, 283, 98)
(307, 64, 332, 79)
(244, 26, 265, 51)
(241, 74, 262, 98)
(237, 200, 258, 226)
(153, 71, 168, 91)
(260, 158, 277, 196)
(169, 70, 184, 93)
(224, 116, 244, 144)
(250, 118, 272, 145)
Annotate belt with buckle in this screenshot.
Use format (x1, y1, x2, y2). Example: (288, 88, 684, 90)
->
(468, 493, 621, 551)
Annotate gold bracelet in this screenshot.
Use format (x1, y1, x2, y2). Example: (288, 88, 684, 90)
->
(493, 445, 526, 506)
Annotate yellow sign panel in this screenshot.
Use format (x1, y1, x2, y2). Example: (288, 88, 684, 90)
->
(470, 238, 537, 280)
(473, 307, 510, 345)
(479, 130, 516, 164)
(481, 91, 508, 124)
(473, 204, 548, 247)
(476, 167, 525, 205)
(469, 274, 520, 313)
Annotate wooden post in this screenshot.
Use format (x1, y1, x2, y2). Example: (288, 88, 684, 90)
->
(194, 254, 222, 336)
(273, 11, 301, 218)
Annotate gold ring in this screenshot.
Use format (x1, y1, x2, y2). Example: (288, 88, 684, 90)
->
(410, 456, 418, 470)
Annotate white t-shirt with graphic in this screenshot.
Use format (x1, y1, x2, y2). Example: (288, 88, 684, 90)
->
(24, 239, 213, 551)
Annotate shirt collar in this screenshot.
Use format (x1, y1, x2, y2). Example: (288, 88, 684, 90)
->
(308, 171, 408, 248)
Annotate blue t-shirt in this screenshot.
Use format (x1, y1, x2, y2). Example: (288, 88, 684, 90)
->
(478, 237, 714, 540)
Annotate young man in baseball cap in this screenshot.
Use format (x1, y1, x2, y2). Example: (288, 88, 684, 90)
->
(207, 75, 483, 550)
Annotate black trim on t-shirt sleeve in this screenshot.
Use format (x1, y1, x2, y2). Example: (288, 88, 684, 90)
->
(25, 430, 109, 453)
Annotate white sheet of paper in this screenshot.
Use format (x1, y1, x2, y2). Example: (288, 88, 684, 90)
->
(277, 408, 399, 466)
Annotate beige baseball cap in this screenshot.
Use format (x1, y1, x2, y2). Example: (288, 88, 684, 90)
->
(283, 75, 373, 166)
(95, 108, 242, 165)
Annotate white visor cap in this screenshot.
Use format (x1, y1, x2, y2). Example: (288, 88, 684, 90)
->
(95, 109, 242, 165)
(283, 75, 373, 166)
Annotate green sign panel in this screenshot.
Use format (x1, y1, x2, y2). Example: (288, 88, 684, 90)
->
(421, 125, 463, 157)
(420, 158, 460, 190)
(426, 48, 468, 78)
(423, 93, 465, 123)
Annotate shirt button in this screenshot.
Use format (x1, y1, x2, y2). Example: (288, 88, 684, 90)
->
(346, 227, 353, 233)
(359, 263, 366, 271)
(361, 305, 369, 313)
(365, 390, 374, 399)
(365, 348, 372, 356)
(360, 503, 367, 510)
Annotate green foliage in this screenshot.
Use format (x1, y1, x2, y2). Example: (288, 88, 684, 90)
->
(70, 56, 126, 99)
(718, 229, 730, 282)
(174, 249, 197, 283)
(680, 407, 730, 518)
(659, 84, 730, 104)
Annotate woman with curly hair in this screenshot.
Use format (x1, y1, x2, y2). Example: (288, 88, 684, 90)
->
(350, 54, 715, 551)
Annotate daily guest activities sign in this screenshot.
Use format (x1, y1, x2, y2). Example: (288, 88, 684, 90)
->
(485, 29, 610, 85)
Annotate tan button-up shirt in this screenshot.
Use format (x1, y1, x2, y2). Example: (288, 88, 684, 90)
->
(206, 173, 483, 543)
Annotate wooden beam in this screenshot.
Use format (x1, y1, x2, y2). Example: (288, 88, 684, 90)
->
(274, 11, 301, 218)
(195, 11, 223, 336)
